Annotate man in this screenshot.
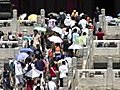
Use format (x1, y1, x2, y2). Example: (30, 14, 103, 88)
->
(96, 27, 105, 40)
(78, 32, 87, 46)
(33, 29, 41, 49)
(47, 77, 57, 90)
(59, 61, 68, 87)
(14, 60, 24, 86)
(72, 28, 79, 44)
(78, 15, 88, 29)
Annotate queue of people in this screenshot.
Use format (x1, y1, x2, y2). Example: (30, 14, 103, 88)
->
(0, 9, 104, 90)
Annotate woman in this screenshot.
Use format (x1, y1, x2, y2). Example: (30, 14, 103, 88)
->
(26, 77, 34, 90)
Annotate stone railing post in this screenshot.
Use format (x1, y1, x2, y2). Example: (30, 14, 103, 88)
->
(11, 9, 18, 34)
(106, 57, 114, 90)
(40, 9, 45, 27)
(72, 57, 77, 69)
(37, 15, 41, 25)
(101, 9, 106, 33)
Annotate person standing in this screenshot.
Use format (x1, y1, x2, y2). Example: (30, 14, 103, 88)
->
(47, 77, 57, 90)
(93, 7, 101, 35)
(33, 30, 41, 49)
(59, 61, 68, 87)
(26, 77, 34, 90)
(96, 27, 105, 40)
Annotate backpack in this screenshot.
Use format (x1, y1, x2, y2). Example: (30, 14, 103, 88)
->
(27, 64, 32, 72)
(35, 86, 41, 90)
(9, 62, 15, 76)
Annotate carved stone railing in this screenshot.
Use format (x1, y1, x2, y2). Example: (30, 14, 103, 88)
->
(0, 41, 19, 59)
(0, 9, 46, 34)
(75, 69, 120, 90)
(93, 40, 120, 56)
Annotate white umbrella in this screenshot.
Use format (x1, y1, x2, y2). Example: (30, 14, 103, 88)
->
(25, 68, 41, 78)
(52, 27, 63, 35)
(34, 27, 46, 32)
(15, 52, 29, 61)
(68, 44, 83, 50)
(117, 13, 120, 17)
(19, 13, 27, 20)
(48, 12, 58, 17)
(48, 36, 63, 43)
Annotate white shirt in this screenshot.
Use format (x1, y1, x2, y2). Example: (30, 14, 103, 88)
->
(64, 57, 72, 67)
(82, 28, 89, 36)
(64, 18, 71, 27)
(72, 32, 79, 44)
(48, 81, 56, 90)
(9, 35, 13, 40)
(70, 20, 76, 27)
(78, 19, 88, 29)
(48, 19, 56, 29)
(59, 65, 68, 78)
(33, 84, 44, 90)
(14, 61, 23, 76)
(72, 26, 80, 33)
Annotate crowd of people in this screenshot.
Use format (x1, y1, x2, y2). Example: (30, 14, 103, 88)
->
(0, 9, 105, 90)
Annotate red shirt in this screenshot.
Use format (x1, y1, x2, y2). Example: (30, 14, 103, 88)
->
(49, 66, 57, 77)
(26, 80, 34, 90)
(96, 32, 105, 40)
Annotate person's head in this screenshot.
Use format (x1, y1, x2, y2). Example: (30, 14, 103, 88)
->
(83, 32, 87, 36)
(39, 74, 42, 78)
(30, 40, 33, 45)
(27, 51, 31, 55)
(26, 57, 32, 63)
(96, 7, 99, 11)
(36, 44, 40, 49)
(55, 43, 60, 46)
(73, 10, 76, 13)
(8, 31, 12, 35)
(62, 61, 66, 65)
(27, 77, 32, 81)
(37, 80, 40, 84)
(48, 77, 52, 81)
(55, 21, 58, 26)
(49, 14, 53, 19)
(71, 16, 75, 20)
(66, 28, 69, 32)
(73, 28, 77, 33)
(33, 29, 38, 35)
(98, 27, 102, 32)
(51, 62, 55, 67)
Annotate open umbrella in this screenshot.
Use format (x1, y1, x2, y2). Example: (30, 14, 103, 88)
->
(16, 52, 29, 61)
(117, 13, 120, 17)
(51, 27, 63, 35)
(48, 36, 63, 43)
(22, 36, 33, 41)
(20, 48, 34, 53)
(68, 44, 83, 50)
(34, 26, 46, 32)
(48, 12, 58, 17)
(25, 68, 41, 78)
(19, 13, 27, 20)
(28, 14, 37, 22)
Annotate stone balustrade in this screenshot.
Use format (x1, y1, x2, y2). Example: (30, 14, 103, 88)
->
(0, 41, 19, 59)
(0, 9, 46, 34)
(75, 69, 120, 90)
(93, 40, 120, 56)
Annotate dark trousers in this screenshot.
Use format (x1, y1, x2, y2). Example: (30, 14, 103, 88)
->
(59, 78, 63, 87)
